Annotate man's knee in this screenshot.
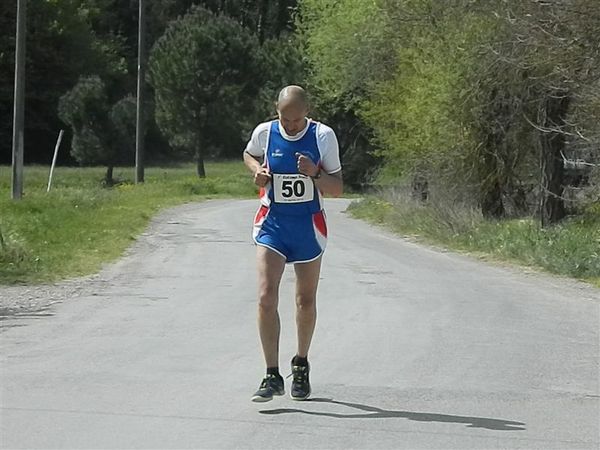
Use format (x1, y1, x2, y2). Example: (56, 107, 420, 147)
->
(258, 288, 278, 314)
(295, 293, 316, 310)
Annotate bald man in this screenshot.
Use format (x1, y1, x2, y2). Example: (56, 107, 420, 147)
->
(243, 85, 343, 402)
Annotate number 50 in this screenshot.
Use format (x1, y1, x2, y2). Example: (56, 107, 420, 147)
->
(281, 180, 306, 198)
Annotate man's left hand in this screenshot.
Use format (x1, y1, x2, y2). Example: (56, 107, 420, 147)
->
(295, 153, 319, 178)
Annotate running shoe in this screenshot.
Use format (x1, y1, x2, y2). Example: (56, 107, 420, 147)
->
(251, 374, 285, 402)
(290, 359, 311, 400)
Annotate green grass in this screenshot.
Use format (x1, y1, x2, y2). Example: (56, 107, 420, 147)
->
(348, 196, 600, 287)
(0, 162, 256, 285)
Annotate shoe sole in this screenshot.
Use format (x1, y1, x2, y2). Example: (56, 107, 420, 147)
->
(290, 390, 311, 401)
(251, 390, 285, 403)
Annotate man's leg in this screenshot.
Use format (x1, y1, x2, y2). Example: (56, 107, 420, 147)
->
(289, 256, 321, 400)
(294, 256, 322, 358)
(256, 246, 286, 368)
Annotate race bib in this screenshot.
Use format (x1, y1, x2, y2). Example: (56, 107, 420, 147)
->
(273, 173, 314, 203)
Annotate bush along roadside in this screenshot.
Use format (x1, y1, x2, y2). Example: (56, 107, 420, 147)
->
(0, 222, 32, 279)
(348, 196, 600, 286)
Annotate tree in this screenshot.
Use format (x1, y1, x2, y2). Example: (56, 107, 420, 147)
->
(299, 0, 599, 219)
(58, 76, 134, 184)
(246, 35, 305, 124)
(474, 0, 600, 224)
(148, 6, 264, 177)
(298, 0, 397, 187)
(110, 94, 138, 164)
(146, 0, 297, 42)
(0, 0, 300, 165)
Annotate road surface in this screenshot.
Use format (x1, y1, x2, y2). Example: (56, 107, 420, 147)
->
(1, 199, 599, 449)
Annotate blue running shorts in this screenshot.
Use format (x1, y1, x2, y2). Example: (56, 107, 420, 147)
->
(252, 205, 328, 264)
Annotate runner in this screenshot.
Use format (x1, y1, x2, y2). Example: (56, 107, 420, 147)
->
(243, 85, 343, 402)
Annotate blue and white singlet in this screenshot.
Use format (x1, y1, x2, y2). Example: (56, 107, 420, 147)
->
(246, 119, 340, 263)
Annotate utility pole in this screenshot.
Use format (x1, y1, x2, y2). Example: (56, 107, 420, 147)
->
(135, 0, 146, 184)
(11, 0, 26, 200)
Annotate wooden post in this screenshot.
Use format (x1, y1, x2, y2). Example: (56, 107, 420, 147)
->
(11, 0, 27, 200)
(135, 0, 146, 184)
(47, 130, 64, 192)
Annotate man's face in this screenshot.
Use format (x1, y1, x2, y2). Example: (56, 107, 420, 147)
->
(277, 102, 308, 136)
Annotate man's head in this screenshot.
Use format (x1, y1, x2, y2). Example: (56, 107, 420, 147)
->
(276, 85, 309, 136)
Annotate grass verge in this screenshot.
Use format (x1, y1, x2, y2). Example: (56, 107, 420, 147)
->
(348, 196, 600, 287)
(0, 162, 256, 285)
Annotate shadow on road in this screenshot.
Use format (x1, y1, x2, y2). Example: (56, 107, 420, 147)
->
(0, 306, 55, 331)
(260, 398, 526, 431)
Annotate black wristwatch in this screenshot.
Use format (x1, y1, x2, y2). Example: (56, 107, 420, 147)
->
(312, 169, 322, 180)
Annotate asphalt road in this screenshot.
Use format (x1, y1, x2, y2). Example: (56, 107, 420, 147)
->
(1, 199, 599, 449)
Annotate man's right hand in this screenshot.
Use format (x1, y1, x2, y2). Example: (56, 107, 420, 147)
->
(253, 167, 271, 187)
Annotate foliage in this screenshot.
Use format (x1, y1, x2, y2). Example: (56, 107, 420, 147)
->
(146, 0, 297, 44)
(0, 0, 127, 164)
(248, 35, 306, 126)
(58, 76, 115, 183)
(297, 0, 395, 186)
(58, 76, 113, 167)
(0, 222, 29, 273)
(58, 77, 140, 182)
(0, 0, 299, 166)
(109, 94, 138, 162)
(460, 0, 600, 222)
(299, 0, 600, 220)
(362, 8, 488, 185)
(298, 0, 395, 104)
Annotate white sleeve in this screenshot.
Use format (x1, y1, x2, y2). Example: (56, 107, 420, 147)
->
(244, 122, 271, 157)
(316, 123, 342, 174)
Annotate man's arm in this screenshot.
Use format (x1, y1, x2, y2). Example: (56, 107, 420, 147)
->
(243, 123, 272, 188)
(296, 152, 343, 197)
(244, 151, 271, 188)
(243, 150, 262, 174)
(312, 122, 343, 197)
(314, 170, 343, 198)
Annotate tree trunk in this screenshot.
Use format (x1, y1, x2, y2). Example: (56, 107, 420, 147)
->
(480, 88, 506, 219)
(480, 142, 505, 219)
(539, 92, 569, 227)
(481, 177, 504, 219)
(276, 0, 290, 36)
(196, 153, 206, 178)
(105, 166, 114, 185)
(411, 174, 428, 202)
(256, 0, 268, 44)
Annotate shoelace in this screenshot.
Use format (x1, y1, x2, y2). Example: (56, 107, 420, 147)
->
(260, 374, 280, 388)
(288, 365, 308, 383)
